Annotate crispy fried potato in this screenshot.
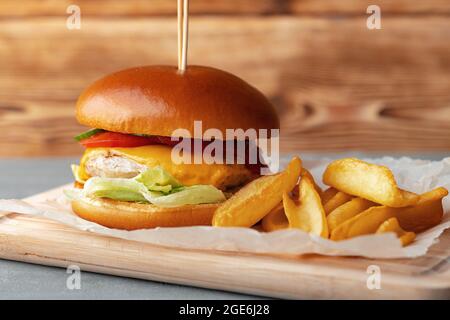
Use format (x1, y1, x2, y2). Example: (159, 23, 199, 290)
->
(395, 187, 448, 233)
(283, 175, 328, 238)
(321, 187, 338, 204)
(261, 203, 289, 232)
(262, 170, 327, 233)
(323, 158, 419, 207)
(330, 187, 449, 241)
(327, 198, 375, 231)
(330, 206, 397, 241)
(323, 192, 353, 215)
(291, 170, 322, 199)
(212, 157, 302, 227)
(376, 217, 416, 246)
(302, 169, 322, 196)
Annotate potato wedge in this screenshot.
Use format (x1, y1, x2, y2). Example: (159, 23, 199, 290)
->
(323, 158, 419, 207)
(292, 170, 322, 199)
(330, 187, 448, 241)
(327, 198, 375, 231)
(283, 175, 328, 238)
(321, 187, 338, 205)
(261, 203, 289, 232)
(212, 157, 302, 227)
(395, 187, 448, 233)
(376, 217, 416, 246)
(302, 169, 322, 196)
(323, 191, 353, 215)
(330, 206, 397, 241)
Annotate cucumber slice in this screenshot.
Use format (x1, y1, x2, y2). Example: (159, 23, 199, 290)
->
(74, 128, 104, 141)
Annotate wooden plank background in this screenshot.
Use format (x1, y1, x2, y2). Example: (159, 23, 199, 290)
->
(0, 0, 449, 156)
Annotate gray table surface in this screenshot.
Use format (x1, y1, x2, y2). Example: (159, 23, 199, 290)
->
(0, 152, 448, 299)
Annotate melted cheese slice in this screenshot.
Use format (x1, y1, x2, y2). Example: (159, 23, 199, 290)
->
(79, 145, 253, 190)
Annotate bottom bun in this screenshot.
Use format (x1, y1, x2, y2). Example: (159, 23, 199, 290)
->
(71, 197, 220, 230)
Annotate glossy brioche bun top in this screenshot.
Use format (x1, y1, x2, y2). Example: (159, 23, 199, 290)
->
(76, 65, 279, 137)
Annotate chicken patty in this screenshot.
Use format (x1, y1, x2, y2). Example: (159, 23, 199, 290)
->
(84, 154, 147, 179)
(80, 147, 255, 190)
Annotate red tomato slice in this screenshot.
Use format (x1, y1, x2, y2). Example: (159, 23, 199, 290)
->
(79, 132, 160, 148)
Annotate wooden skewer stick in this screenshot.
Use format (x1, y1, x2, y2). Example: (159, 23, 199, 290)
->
(178, 0, 189, 72)
(177, 0, 183, 69)
(181, 0, 189, 71)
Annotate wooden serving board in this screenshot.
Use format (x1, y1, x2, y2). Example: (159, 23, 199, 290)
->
(0, 187, 449, 299)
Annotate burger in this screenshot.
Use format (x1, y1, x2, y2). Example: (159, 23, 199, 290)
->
(68, 65, 279, 230)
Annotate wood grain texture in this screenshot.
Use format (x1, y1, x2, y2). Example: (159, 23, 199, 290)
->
(1, 0, 449, 17)
(0, 186, 449, 299)
(0, 1, 449, 155)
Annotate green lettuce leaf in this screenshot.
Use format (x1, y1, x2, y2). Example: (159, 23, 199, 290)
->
(149, 185, 225, 207)
(135, 166, 182, 194)
(69, 165, 225, 207)
(83, 177, 151, 202)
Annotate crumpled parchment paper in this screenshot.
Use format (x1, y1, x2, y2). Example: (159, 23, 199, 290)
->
(1, 156, 449, 259)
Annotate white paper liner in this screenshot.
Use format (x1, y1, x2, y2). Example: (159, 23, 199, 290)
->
(1, 156, 450, 259)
